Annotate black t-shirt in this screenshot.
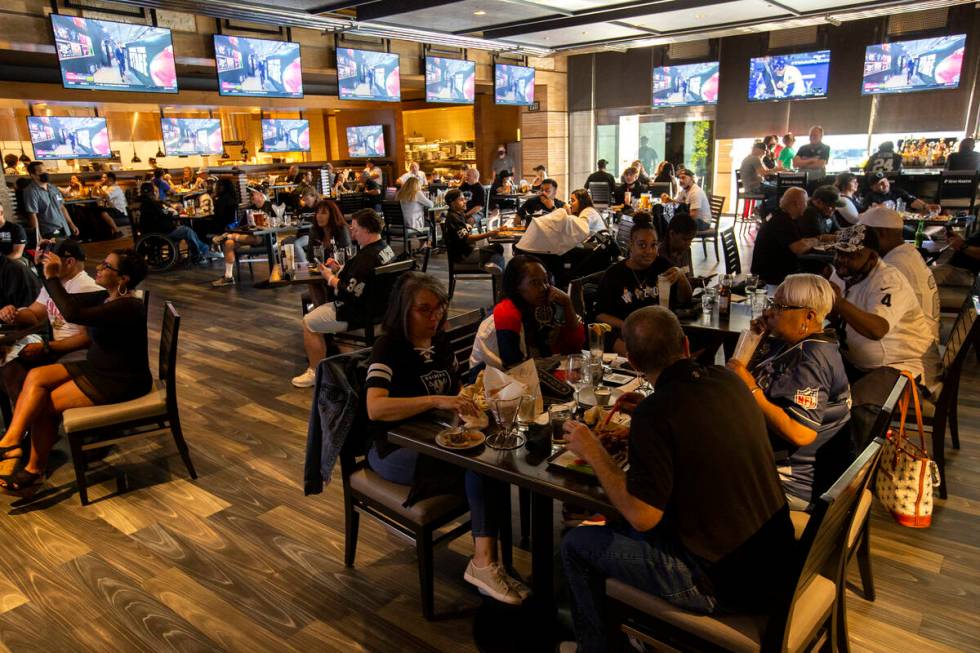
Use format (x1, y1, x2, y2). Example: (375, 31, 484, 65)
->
(864, 187, 916, 210)
(945, 150, 980, 172)
(628, 359, 794, 609)
(613, 181, 647, 205)
(796, 142, 830, 164)
(596, 258, 673, 321)
(751, 210, 802, 285)
(443, 209, 474, 262)
(334, 238, 396, 324)
(0, 221, 26, 256)
(951, 232, 980, 273)
(459, 182, 486, 213)
(585, 171, 617, 196)
(864, 151, 903, 174)
(799, 204, 834, 238)
(517, 196, 565, 224)
(139, 199, 176, 234)
(0, 257, 41, 308)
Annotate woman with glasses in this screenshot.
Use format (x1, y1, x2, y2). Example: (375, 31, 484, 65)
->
(0, 248, 149, 492)
(726, 273, 851, 511)
(364, 272, 530, 605)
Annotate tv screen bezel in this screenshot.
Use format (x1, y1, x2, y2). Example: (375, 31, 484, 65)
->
(27, 116, 113, 161)
(260, 118, 311, 153)
(747, 49, 832, 103)
(860, 34, 967, 97)
(160, 117, 225, 157)
(336, 47, 401, 103)
(651, 61, 720, 108)
(346, 124, 386, 158)
(493, 63, 536, 107)
(425, 55, 476, 105)
(50, 14, 179, 95)
(213, 34, 304, 99)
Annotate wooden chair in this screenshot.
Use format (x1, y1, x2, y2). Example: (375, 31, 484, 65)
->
(61, 302, 196, 505)
(440, 222, 498, 303)
(588, 181, 611, 209)
(693, 194, 725, 260)
(381, 200, 427, 255)
(607, 437, 884, 653)
(334, 258, 417, 347)
(720, 227, 741, 275)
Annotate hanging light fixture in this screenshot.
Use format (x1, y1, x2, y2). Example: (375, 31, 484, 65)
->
(130, 112, 141, 163)
(156, 108, 166, 157)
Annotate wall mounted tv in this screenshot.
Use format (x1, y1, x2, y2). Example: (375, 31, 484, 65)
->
(51, 14, 177, 93)
(261, 119, 310, 153)
(214, 35, 303, 98)
(494, 63, 535, 106)
(652, 62, 719, 108)
(862, 34, 966, 95)
(161, 118, 224, 156)
(425, 56, 476, 104)
(28, 116, 112, 160)
(337, 48, 401, 102)
(346, 125, 385, 158)
(749, 50, 831, 101)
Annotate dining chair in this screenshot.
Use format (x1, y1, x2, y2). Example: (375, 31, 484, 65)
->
(569, 270, 606, 324)
(334, 258, 417, 348)
(588, 182, 611, 209)
(720, 227, 741, 275)
(937, 170, 978, 215)
(693, 194, 725, 260)
(440, 222, 498, 303)
(734, 169, 766, 237)
(381, 200, 427, 255)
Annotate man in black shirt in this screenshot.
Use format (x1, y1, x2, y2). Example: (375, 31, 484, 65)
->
(584, 159, 616, 198)
(441, 189, 504, 272)
(358, 170, 382, 212)
(945, 138, 980, 172)
(864, 172, 936, 214)
(560, 306, 794, 651)
(0, 204, 26, 261)
(458, 167, 486, 224)
(0, 253, 40, 317)
(793, 125, 831, 185)
(751, 187, 820, 285)
(799, 185, 845, 236)
(517, 178, 565, 225)
(613, 167, 647, 206)
(864, 141, 903, 176)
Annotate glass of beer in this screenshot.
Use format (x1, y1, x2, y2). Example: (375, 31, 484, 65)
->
(549, 404, 572, 447)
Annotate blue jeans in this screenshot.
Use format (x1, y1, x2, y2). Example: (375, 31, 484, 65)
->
(367, 445, 500, 537)
(169, 226, 209, 259)
(561, 525, 718, 653)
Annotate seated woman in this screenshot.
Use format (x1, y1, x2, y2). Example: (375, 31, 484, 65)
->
(834, 172, 862, 226)
(726, 273, 851, 511)
(567, 188, 606, 234)
(470, 255, 585, 370)
(137, 182, 210, 264)
(211, 187, 270, 287)
(596, 219, 692, 354)
(442, 189, 504, 274)
(395, 175, 434, 233)
(303, 199, 352, 304)
(0, 248, 149, 492)
(365, 272, 529, 604)
(489, 169, 515, 212)
(653, 160, 678, 196)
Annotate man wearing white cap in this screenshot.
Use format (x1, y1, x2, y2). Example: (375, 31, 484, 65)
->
(859, 207, 939, 342)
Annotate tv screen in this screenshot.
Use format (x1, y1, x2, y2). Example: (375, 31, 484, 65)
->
(51, 14, 177, 93)
(337, 48, 400, 102)
(214, 35, 303, 98)
(652, 62, 720, 107)
(346, 125, 385, 158)
(426, 56, 476, 104)
(494, 64, 535, 106)
(749, 50, 830, 101)
(261, 119, 310, 153)
(28, 116, 112, 160)
(161, 118, 224, 156)
(862, 35, 966, 95)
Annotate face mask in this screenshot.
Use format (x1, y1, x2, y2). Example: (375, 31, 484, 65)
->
(38, 172, 50, 183)
(498, 151, 505, 157)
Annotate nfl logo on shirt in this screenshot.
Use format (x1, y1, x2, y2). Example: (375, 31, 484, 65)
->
(793, 387, 819, 410)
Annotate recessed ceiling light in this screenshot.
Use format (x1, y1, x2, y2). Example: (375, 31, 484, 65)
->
(695, 13, 705, 18)
(474, 10, 486, 15)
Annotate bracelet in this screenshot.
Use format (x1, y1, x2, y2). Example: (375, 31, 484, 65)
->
(750, 386, 762, 395)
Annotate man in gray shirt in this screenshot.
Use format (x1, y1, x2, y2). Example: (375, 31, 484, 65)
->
(739, 141, 775, 195)
(23, 161, 78, 240)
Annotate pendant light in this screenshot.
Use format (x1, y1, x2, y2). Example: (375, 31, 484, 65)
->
(130, 112, 141, 163)
(155, 109, 165, 157)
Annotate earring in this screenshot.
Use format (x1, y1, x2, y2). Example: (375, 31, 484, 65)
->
(119, 285, 129, 296)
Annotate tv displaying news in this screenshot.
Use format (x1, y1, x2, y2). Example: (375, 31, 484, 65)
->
(161, 118, 224, 156)
(426, 56, 476, 104)
(652, 61, 719, 107)
(862, 34, 966, 95)
(749, 50, 830, 101)
(214, 35, 303, 98)
(337, 48, 400, 102)
(261, 119, 310, 153)
(494, 64, 535, 106)
(51, 14, 177, 93)
(28, 116, 112, 160)
(346, 125, 385, 158)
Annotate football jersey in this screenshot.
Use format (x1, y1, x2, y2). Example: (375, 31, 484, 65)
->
(883, 243, 940, 342)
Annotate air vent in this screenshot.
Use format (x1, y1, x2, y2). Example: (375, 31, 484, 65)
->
(768, 26, 818, 49)
(887, 8, 948, 35)
(668, 40, 709, 61)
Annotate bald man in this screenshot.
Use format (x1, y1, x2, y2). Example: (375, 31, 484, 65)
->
(751, 188, 823, 285)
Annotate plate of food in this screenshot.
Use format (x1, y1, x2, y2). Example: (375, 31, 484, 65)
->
(435, 427, 486, 450)
(547, 413, 630, 476)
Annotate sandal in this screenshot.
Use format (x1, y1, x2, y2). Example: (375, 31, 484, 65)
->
(0, 468, 42, 492)
(0, 443, 24, 461)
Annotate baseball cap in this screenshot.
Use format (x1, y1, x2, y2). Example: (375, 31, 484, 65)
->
(871, 171, 887, 182)
(196, 167, 208, 175)
(859, 206, 902, 230)
(830, 224, 876, 252)
(54, 239, 86, 261)
(812, 185, 846, 207)
(597, 159, 608, 167)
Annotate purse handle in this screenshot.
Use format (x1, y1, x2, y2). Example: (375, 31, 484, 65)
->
(894, 370, 927, 456)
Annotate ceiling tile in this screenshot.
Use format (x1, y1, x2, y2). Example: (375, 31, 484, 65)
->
(374, 0, 558, 34)
(502, 22, 650, 47)
(514, 0, 633, 11)
(626, 0, 791, 32)
(776, 0, 869, 11)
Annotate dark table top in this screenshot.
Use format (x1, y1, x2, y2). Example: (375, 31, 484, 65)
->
(0, 323, 46, 346)
(676, 301, 753, 339)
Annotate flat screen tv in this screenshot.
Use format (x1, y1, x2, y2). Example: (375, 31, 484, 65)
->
(862, 34, 966, 95)
(346, 125, 385, 158)
(425, 56, 476, 104)
(337, 48, 400, 102)
(161, 118, 224, 156)
(494, 63, 535, 106)
(214, 35, 303, 98)
(50, 14, 177, 93)
(748, 50, 830, 101)
(652, 62, 719, 107)
(261, 119, 310, 153)
(28, 116, 112, 160)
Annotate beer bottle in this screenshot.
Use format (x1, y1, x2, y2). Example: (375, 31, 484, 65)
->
(914, 220, 925, 249)
(718, 275, 732, 318)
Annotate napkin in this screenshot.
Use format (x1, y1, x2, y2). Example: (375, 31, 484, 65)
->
(484, 360, 544, 415)
(272, 203, 286, 219)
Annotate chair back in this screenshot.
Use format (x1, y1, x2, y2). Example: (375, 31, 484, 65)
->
(615, 215, 634, 255)
(338, 193, 364, 217)
(777, 172, 808, 196)
(588, 182, 611, 206)
(381, 200, 406, 227)
(720, 227, 741, 274)
(647, 181, 671, 198)
(708, 194, 725, 223)
(159, 302, 180, 408)
(937, 171, 978, 211)
(444, 309, 486, 374)
(941, 294, 980, 376)
(569, 269, 606, 322)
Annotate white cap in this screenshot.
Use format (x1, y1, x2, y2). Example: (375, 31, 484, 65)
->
(859, 206, 902, 230)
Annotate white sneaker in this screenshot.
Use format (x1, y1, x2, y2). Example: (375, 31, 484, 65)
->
(501, 572, 531, 600)
(291, 368, 316, 388)
(463, 560, 523, 605)
(558, 642, 578, 653)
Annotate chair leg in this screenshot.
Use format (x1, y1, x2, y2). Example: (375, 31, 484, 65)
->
(416, 526, 436, 620)
(856, 519, 875, 602)
(713, 234, 719, 260)
(169, 415, 197, 480)
(68, 434, 90, 506)
(448, 275, 456, 299)
(701, 238, 707, 258)
(948, 380, 961, 450)
(344, 497, 360, 567)
(499, 486, 513, 569)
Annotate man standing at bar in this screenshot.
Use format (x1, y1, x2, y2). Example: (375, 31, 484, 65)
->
(793, 125, 831, 187)
(24, 161, 79, 243)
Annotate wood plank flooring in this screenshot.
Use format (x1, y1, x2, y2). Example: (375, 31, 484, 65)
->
(0, 228, 977, 652)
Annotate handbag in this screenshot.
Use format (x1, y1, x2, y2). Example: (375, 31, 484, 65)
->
(875, 371, 940, 528)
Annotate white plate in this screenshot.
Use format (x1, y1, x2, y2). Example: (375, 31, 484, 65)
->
(435, 428, 486, 450)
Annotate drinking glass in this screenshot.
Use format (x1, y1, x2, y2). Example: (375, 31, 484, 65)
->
(588, 357, 604, 390)
(549, 404, 572, 447)
(313, 244, 325, 265)
(517, 390, 537, 432)
(487, 396, 525, 450)
(587, 323, 605, 361)
(744, 274, 759, 296)
(565, 354, 588, 407)
(751, 289, 768, 317)
(701, 286, 718, 312)
(333, 247, 347, 267)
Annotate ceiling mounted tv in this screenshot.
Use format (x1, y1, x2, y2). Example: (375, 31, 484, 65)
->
(337, 48, 401, 102)
(214, 35, 303, 98)
(749, 50, 831, 102)
(51, 14, 177, 93)
(346, 125, 385, 158)
(161, 118, 224, 156)
(652, 62, 719, 108)
(28, 116, 112, 160)
(862, 34, 966, 95)
(262, 119, 310, 153)
(494, 63, 535, 106)
(426, 56, 476, 104)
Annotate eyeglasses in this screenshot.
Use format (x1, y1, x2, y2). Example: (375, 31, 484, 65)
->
(97, 261, 120, 273)
(764, 298, 808, 313)
(413, 304, 447, 319)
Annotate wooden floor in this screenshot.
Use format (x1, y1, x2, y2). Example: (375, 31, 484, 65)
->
(0, 226, 977, 652)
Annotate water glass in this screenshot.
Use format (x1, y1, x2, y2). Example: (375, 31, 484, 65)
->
(565, 354, 588, 404)
(517, 390, 538, 431)
(334, 247, 347, 267)
(549, 404, 572, 446)
(744, 274, 759, 296)
(312, 244, 325, 265)
(751, 289, 768, 317)
(701, 286, 718, 312)
(587, 323, 605, 360)
(588, 357, 604, 389)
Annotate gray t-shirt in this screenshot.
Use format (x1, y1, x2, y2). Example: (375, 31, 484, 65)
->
(491, 155, 516, 177)
(24, 181, 70, 237)
(740, 155, 765, 194)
